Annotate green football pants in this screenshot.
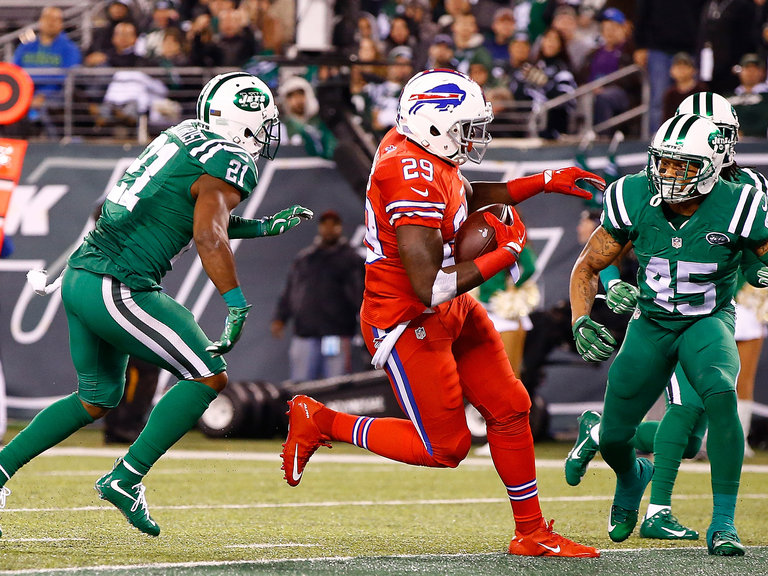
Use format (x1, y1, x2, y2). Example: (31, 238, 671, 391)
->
(62, 267, 226, 408)
(600, 309, 740, 475)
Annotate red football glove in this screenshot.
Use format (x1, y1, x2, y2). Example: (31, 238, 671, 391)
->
(506, 167, 605, 202)
(473, 208, 527, 281)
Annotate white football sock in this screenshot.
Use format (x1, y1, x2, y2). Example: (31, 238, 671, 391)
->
(644, 503, 670, 520)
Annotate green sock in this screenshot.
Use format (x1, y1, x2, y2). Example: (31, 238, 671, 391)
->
(632, 421, 659, 454)
(712, 493, 738, 529)
(649, 404, 702, 507)
(703, 391, 742, 499)
(614, 458, 650, 510)
(124, 380, 218, 476)
(0, 393, 94, 485)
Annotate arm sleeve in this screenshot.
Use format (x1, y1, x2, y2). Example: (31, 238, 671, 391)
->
(197, 146, 259, 200)
(228, 215, 266, 238)
(740, 250, 766, 287)
(515, 245, 537, 285)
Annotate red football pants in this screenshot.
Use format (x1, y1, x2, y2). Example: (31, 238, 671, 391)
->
(325, 294, 542, 530)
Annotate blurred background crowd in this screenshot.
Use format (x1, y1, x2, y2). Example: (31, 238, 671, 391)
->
(2, 0, 768, 171)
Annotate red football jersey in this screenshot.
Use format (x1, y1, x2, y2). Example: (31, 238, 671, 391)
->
(361, 128, 468, 328)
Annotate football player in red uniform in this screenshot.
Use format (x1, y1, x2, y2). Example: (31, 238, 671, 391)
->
(281, 69, 604, 557)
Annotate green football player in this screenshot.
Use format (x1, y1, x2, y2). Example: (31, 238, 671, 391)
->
(565, 92, 768, 544)
(0, 72, 313, 537)
(570, 112, 768, 556)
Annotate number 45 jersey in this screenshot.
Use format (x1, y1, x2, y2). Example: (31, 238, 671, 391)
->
(361, 128, 468, 329)
(601, 170, 768, 328)
(69, 120, 258, 291)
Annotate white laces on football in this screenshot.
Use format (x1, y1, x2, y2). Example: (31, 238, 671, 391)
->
(0, 486, 10, 508)
(130, 483, 149, 517)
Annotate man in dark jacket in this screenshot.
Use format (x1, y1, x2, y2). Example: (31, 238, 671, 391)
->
(271, 210, 365, 381)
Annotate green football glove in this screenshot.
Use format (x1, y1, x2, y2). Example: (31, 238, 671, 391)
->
(206, 305, 252, 357)
(572, 315, 617, 363)
(605, 280, 639, 314)
(259, 205, 314, 236)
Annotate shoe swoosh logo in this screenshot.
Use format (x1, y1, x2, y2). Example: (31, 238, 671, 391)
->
(109, 479, 137, 503)
(537, 543, 561, 553)
(410, 186, 429, 197)
(291, 443, 302, 482)
(569, 435, 591, 459)
(661, 526, 687, 537)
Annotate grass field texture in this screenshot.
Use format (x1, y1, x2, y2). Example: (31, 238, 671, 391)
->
(0, 425, 766, 575)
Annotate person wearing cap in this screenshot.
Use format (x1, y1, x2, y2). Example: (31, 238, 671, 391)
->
(277, 76, 336, 159)
(576, 7, 639, 134)
(271, 211, 365, 382)
(661, 52, 707, 121)
(483, 7, 516, 68)
(729, 53, 768, 138)
(551, 4, 597, 72)
(363, 46, 414, 138)
(426, 33, 459, 70)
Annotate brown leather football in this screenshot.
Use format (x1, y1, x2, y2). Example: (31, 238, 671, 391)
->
(454, 204, 513, 263)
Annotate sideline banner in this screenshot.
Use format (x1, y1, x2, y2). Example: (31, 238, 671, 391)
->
(2, 140, 768, 432)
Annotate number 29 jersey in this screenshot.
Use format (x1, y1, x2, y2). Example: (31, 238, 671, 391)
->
(68, 120, 258, 291)
(361, 128, 468, 329)
(601, 170, 768, 328)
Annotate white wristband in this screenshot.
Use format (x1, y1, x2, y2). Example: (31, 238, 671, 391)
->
(430, 269, 457, 307)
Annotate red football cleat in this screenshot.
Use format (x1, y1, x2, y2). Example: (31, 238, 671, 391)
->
(508, 518, 600, 558)
(281, 395, 332, 487)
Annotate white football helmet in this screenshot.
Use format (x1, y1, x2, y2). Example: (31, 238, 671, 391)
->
(647, 113, 726, 204)
(396, 69, 493, 165)
(676, 91, 739, 166)
(196, 72, 280, 159)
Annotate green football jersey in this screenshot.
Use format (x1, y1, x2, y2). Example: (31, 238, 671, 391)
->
(69, 120, 259, 290)
(601, 171, 768, 327)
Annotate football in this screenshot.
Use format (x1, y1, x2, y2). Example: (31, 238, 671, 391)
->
(454, 204, 514, 263)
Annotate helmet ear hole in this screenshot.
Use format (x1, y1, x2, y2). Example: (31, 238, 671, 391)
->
(430, 125, 440, 136)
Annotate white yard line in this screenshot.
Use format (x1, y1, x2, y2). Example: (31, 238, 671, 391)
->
(34, 447, 768, 474)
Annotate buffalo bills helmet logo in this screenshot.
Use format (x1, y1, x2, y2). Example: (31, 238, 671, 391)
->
(408, 83, 467, 114)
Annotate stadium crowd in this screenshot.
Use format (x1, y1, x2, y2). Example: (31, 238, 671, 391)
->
(6, 0, 768, 144)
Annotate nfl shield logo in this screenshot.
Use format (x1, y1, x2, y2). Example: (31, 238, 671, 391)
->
(672, 237, 683, 249)
(415, 327, 426, 340)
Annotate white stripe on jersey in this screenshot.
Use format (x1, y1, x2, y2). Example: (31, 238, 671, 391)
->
(604, 180, 620, 229)
(101, 277, 212, 379)
(742, 168, 767, 192)
(190, 140, 250, 164)
(728, 185, 752, 234)
(741, 185, 762, 237)
(389, 211, 443, 225)
(614, 176, 632, 226)
(385, 199, 447, 213)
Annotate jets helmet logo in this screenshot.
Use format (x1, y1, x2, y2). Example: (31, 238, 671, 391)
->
(708, 132, 728, 155)
(408, 83, 466, 114)
(234, 88, 270, 112)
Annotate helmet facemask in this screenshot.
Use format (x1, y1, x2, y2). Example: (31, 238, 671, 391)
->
(447, 103, 493, 164)
(647, 149, 717, 204)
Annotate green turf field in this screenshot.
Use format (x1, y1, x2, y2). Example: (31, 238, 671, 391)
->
(0, 425, 766, 575)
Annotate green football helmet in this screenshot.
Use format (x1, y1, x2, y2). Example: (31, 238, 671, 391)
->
(647, 114, 726, 204)
(196, 72, 280, 159)
(676, 92, 739, 166)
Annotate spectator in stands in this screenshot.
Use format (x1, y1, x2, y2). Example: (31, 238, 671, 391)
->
(525, 26, 578, 138)
(425, 33, 458, 70)
(452, 12, 493, 76)
(483, 7, 516, 68)
(728, 53, 768, 138)
(87, 21, 153, 68)
(469, 52, 495, 90)
(86, 0, 136, 62)
(190, 8, 257, 67)
(662, 52, 708, 122)
(278, 76, 337, 160)
(698, 0, 759, 96)
(271, 210, 365, 382)
(242, 0, 285, 55)
(12, 6, 82, 138)
(505, 30, 533, 101)
(137, 1, 180, 61)
(633, 0, 706, 134)
(576, 7, 638, 133)
(355, 36, 387, 84)
(356, 11, 381, 47)
(363, 45, 414, 139)
(551, 4, 597, 73)
(403, 0, 437, 69)
(436, 0, 472, 35)
(383, 15, 418, 57)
